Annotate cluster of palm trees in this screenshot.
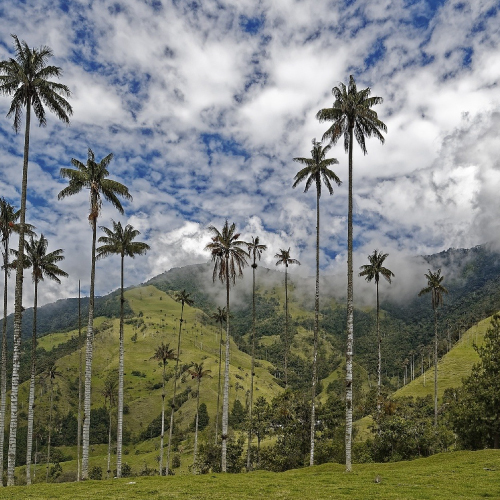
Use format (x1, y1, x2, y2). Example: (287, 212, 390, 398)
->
(0, 35, 150, 484)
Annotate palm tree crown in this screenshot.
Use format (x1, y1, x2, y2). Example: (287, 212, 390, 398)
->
(152, 342, 177, 368)
(97, 220, 150, 260)
(316, 75, 386, 153)
(292, 138, 341, 196)
(0, 34, 72, 132)
(359, 250, 394, 285)
(247, 236, 267, 269)
(418, 268, 448, 309)
(173, 289, 194, 309)
(274, 248, 300, 269)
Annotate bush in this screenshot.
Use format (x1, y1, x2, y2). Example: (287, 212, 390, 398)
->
(172, 454, 181, 468)
(89, 466, 102, 480)
(122, 463, 132, 477)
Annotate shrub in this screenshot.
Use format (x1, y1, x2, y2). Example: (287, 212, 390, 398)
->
(89, 466, 102, 480)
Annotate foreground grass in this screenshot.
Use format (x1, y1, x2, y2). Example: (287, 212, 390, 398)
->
(3, 450, 499, 500)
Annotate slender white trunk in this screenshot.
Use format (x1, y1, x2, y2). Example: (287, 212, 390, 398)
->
(284, 264, 288, 387)
(0, 238, 9, 484)
(376, 281, 381, 415)
(46, 378, 54, 482)
(247, 259, 257, 471)
(221, 257, 230, 472)
(159, 362, 166, 476)
(77, 281, 82, 481)
(434, 308, 438, 426)
(116, 256, 125, 477)
(193, 377, 201, 470)
(106, 409, 112, 479)
(215, 321, 223, 444)
(26, 280, 38, 484)
(8, 101, 31, 486)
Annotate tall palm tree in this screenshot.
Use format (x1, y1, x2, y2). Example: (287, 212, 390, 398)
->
(210, 306, 226, 443)
(166, 290, 193, 475)
(274, 248, 301, 388)
(359, 250, 394, 416)
(97, 220, 149, 477)
(316, 75, 386, 471)
(0, 35, 72, 485)
(418, 268, 448, 426)
(189, 362, 211, 469)
(245, 236, 266, 471)
(292, 138, 341, 466)
(58, 149, 131, 479)
(101, 374, 118, 480)
(12, 234, 67, 484)
(0, 198, 22, 479)
(43, 362, 62, 482)
(151, 342, 177, 476)
(205, 220, 248, 472)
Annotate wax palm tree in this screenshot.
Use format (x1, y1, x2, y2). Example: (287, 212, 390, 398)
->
(359, 250, 394, 416)
(97, 220, 149, 477)
(151, 342, 177, 475)
(43, 362, 62, 482)
(12, 234, 68, 484)
(58, 149, 131, 479)
(205, 220, 248, 472)
(166, 290, 193, 475)
(418, 269, 448, 426)
(245, 236, 267, 471)
(210, 306, 226, 443)
(316, 75, 386, 471)
(274, 248, 301, 388)
(189, 362, 212, 469)
(292, 138, 341, 466)
(101, 374, 118, 479)
(0, 35, 72, 485)
(0, 198, 23, 478)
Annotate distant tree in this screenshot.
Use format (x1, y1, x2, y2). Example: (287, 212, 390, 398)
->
(251, 396, 271, 466)
(12, 234, 67, 484)
(418, 269, 448, 426)
(210, 306, 226, 443)
(359, 250, 394, 415)
(245, 236, 267, 470)
(0, 35, 72, 485)
(151, 342, 177, 476)
(58, 148, 132, 479)
(193, 403, 210, 432)
(97, 220, 149, 477)
(293, 138, 341, 466)
(317, 75, 386, 471)
(166, 290, 193, 475)
(274, 248, 300, 387)
(205, 221, 248, 471)
(189, 362, 212, 469)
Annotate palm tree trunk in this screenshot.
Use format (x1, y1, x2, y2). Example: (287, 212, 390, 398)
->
(26, 280, 38, 485)
(247, 260, 257, 471)
(7, 101, 31, 486)
(107, 409, 112, 479)
(221, 256, 231, 472)
(376, 280, 381, 416)
(77, 281, 82, 481)
(167, 301, 184, 475)
(46, 378, 54, 482)
(82, 211, 97, 479)
(345, 126, 354, 473)
(0, 240, 10, 484)
(215, 321, 222, 444)
(434, 307, 438, 426)
(116, 255, 125, 477)
(310, 189, 320, 466)
(159, 363, 166, 476)
(193, 377, 201, 469)
(284, 264, 288, 388)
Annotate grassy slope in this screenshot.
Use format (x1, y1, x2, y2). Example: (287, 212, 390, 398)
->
(394, 314, 491, 400)
(5, 450, 500, 499)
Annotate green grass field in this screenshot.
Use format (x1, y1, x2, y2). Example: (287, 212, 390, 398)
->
(3, 450, 499, 499)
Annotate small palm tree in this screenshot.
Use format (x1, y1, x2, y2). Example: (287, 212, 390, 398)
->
(418, 268, 448, 426)
(151, 342, 177, 476)
(274, 248, 301, 388)
(317, 75, 386, 472)
(0, 35, 72, 485)
(245, 236, 267, 471)
(43, 362, 62, 482)
(189, 362, 212, 470)
(101, 374, 118, 479)
(12, 234, 67, 484)
(97, 220, 149, 477)
(58, 149, 131, 479)
(205, 220, 248, 472)
(166, 290, 194, 475)
(293, 138, 341, 466)
(210, 306, 226, 443)
(359, 250, 394, 416)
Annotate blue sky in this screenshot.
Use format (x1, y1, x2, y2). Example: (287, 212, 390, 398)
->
(1, 0, 500, 309)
